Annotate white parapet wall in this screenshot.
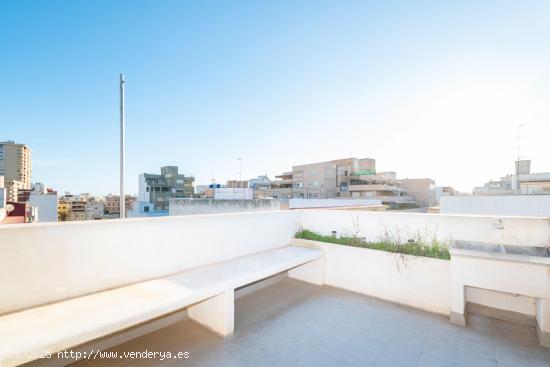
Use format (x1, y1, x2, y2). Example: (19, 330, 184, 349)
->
(1, 209, 549, 329)
(440, 195, 550, 217)
(0, 211, 300, 315)
(296, 209, 550, 247)
(169, 198, 281, 216)
(289, 198, 382, 209)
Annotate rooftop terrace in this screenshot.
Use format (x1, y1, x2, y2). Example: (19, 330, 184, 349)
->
(1, 209, 549, 366)
(69, 278, 550, 367)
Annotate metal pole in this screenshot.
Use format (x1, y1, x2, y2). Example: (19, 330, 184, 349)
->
(119, 74, 125, 218)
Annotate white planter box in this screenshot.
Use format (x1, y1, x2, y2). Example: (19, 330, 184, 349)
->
(291, 238, 451, 315)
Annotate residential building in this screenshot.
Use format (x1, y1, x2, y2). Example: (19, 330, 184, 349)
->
(252, 158, 431, 205)
(127, 201, 168, 218)
(226, 180, 249, 189)
(4, 179, 24, 203)
(67, 199, 86, 221)
(290, 157, 378, 199)
(105, 195, 135, 215)
(85, 199, 105, 220)
(29, 191, 59, 222)
(248, 175, 271, 190)
(138, 166, 195, 210)
(0, 141, 32, 202)
(474, 159, 550, 196)
(291, 160, 337, 199)
(0, 176, 5, 209)
(253, 172, 293, 199)
(195, 185, 209, 196)
(346, 171, 413, 203)
(58, 199, 70, 221)
(402, 178, 436, 207)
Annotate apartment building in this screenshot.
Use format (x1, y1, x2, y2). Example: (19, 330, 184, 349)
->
(85, 199, 105, 220)
(0, 176, 5, 209)
(254, 158, 434, 206)
(58, 200, 70, 221)
(105, 195, 135, 215)
(226, 180, 249, 189)
(0, 141, 32, 202)
(138, 166, 194, 210)
(474, 160, 550, 195)
(5, 180, 24, 203)
(402, 178, 436, 207)
(291, 158, 376, 199)
(67, 199, 86, 221)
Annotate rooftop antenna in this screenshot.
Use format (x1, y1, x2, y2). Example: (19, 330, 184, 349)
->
(119, 74, 125, 218)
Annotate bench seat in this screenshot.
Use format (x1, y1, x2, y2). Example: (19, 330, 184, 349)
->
(0, 245, 323, 366)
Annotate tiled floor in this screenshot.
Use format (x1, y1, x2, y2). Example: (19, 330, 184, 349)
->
(75, 278, 550, 367)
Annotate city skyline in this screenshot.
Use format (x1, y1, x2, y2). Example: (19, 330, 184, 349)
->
(2, 0, 550, 194)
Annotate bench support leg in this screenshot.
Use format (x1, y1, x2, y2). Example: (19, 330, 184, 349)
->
(536, 298, 550, 347)
(450, 284, 466, 326)
(288, 258, 325, 285)
(188, 290, 234, 337)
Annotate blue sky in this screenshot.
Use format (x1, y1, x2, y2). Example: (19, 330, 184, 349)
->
(1, 0, 550, 194)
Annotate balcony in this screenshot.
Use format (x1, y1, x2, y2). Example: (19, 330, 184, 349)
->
(1, 210, 550, 366)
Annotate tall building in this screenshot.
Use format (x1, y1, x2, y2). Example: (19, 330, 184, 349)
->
(138, 166, 194, 210)
(0, 141, 32, 189)
(0, 141, 32, 203)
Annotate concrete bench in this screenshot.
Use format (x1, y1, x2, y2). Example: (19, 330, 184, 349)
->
(0, 245, 323, 366)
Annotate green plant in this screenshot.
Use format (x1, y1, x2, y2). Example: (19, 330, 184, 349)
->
(295, 229, 450, 260)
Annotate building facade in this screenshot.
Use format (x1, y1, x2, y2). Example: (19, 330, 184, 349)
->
(138, 166, 195, 210)
(473, 160, 550, 196)
(85, 199, 105, 220)
(253, 157, 433, 206)
(105, 195, 135, 215)
(0, 142, 32, 202)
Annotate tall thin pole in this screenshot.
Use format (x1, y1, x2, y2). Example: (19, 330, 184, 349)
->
(516, 123, 525, 194)
(119, 74, 125, 218)
(238, 158, 242, 183)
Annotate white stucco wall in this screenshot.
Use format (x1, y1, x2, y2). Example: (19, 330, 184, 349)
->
(0, 211, 300, 315)
(296, 210, 550, 247)
(440, 195, 550, 217)
(289, 198, 382, 209)
(292, 238, 451, 315)
(1, 209, 549, 322)
(466, 287, 537, 316)
(29, 194, 59, 223)
(169, 198, 281, 215)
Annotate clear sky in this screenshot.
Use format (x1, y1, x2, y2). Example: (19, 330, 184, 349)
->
(1, 0, 549, 195)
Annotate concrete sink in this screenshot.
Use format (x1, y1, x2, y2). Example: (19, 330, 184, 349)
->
(449, 240, 550, 347)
